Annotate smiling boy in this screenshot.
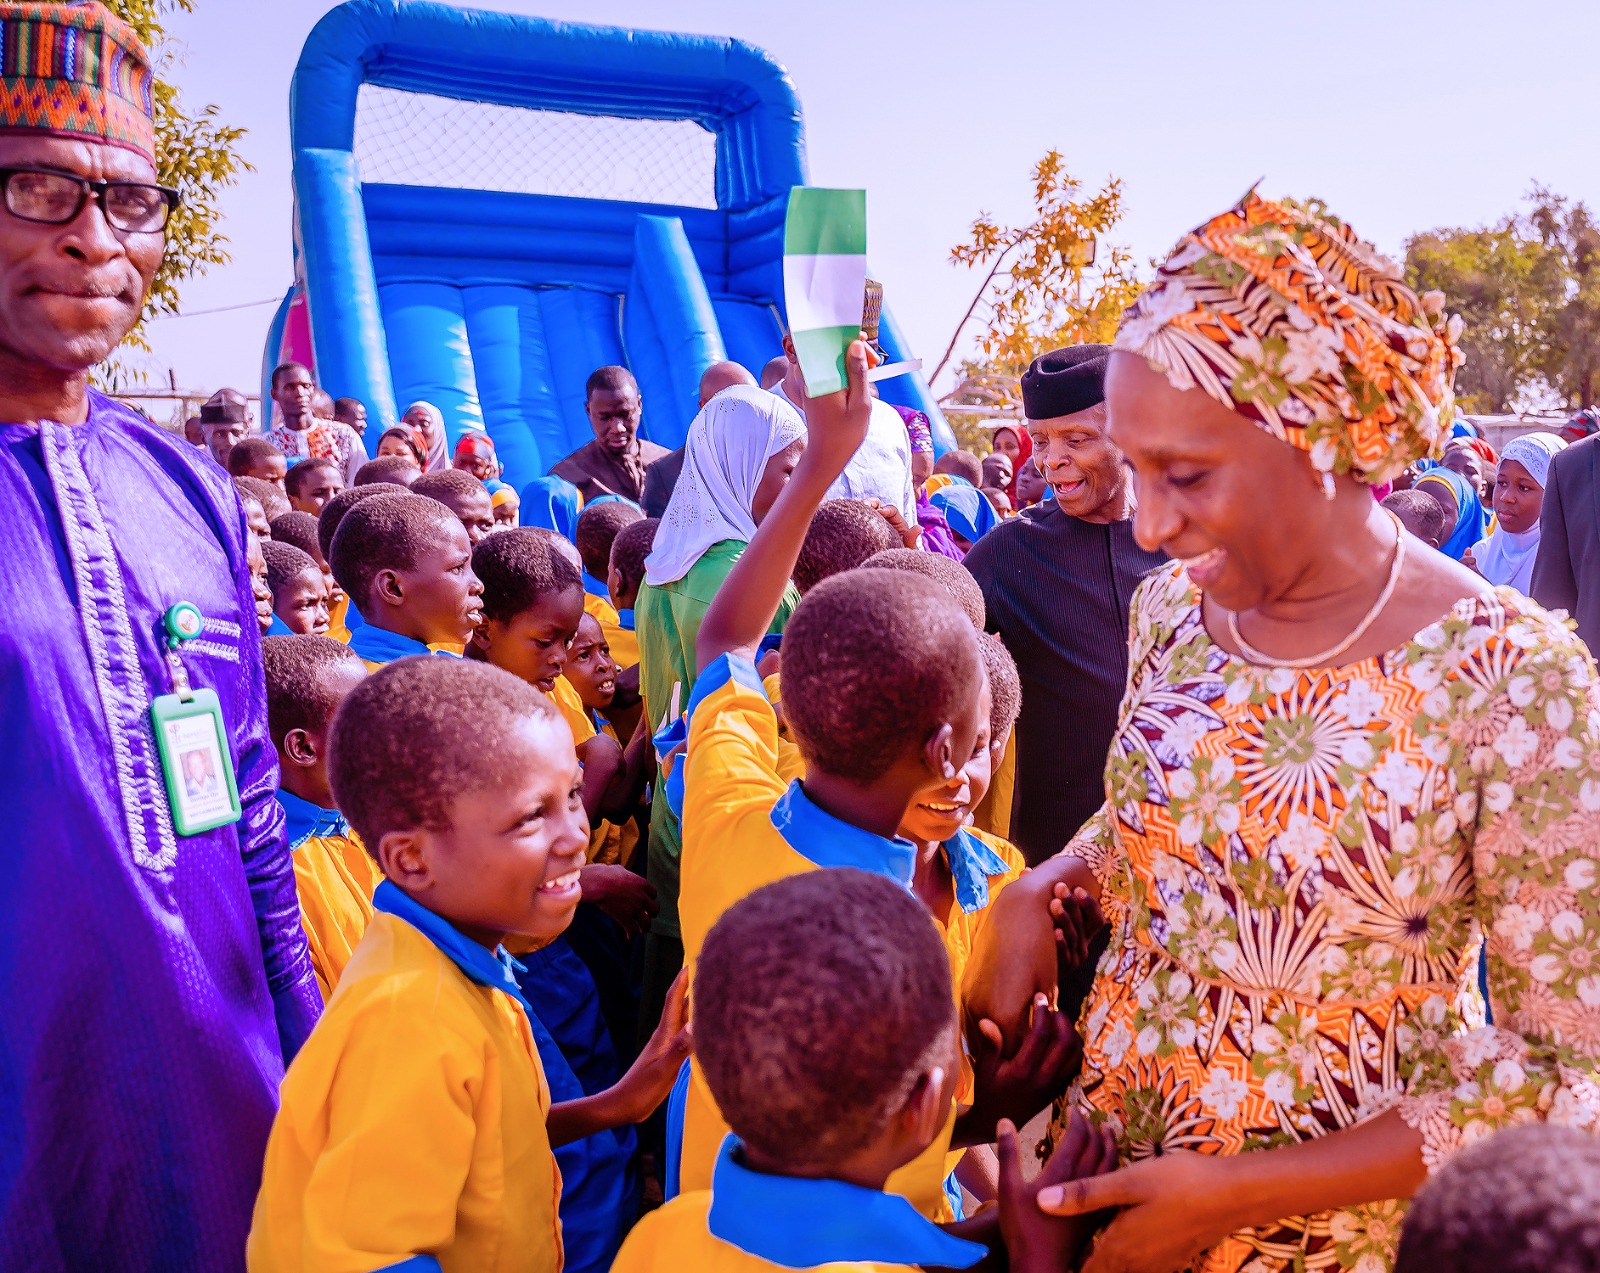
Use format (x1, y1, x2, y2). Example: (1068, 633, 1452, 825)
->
(248, 656, 586, 1272)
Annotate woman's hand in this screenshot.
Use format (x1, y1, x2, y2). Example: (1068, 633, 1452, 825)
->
(1037, 1152, 1245, 1273)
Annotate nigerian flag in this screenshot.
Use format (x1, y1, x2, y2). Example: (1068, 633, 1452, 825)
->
(783, 188, 866, 397)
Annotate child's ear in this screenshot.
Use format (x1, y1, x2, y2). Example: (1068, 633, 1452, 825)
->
(281, 726, 318, 770)
(899, 1063, 950, 1154)
(922, 722, 957, 781)
(372, 566, 404, 608)
(469, 621, 494, 656)
(377, 828, 432, 888)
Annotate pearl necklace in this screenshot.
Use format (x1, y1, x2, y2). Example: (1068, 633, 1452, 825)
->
(1225, 519, 1406, 669)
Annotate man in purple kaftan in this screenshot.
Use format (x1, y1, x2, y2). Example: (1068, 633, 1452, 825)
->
(0, 5, 320, 1269)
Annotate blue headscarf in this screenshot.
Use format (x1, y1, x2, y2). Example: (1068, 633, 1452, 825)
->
(1415, 467, 1487, 561)
(520, 476, 582, 541)
(928, 481, 999, 549)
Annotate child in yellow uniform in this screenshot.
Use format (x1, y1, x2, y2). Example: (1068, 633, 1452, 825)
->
(575, 499, 643, 668)
(604, 516, 657, 672)
(261, 541, 331, 637)
(314, 484, 412, 646)
(247, 656, 587, 1273)
(413, 469, 496, 545)
(263, 634, 378, 1001)
(563, 613, 647, 868)
(614, 870, 1117, 1273)
(328, 492, 485, 669)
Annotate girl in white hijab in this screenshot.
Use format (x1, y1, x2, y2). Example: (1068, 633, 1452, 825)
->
(401, 401, 450, 473)
(1467, 431, 1568, 592)
(644, 385, 807, 586)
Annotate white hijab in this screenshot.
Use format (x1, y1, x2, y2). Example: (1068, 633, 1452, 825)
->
(1473, 432, 1567, 592)
(403, 401, 449, 473)
(644, 385, 806, 586)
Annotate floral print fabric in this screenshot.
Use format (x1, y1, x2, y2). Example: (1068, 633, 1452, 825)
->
(1114, 192, 1464, 486)
(1067, 563, 1600, 1272)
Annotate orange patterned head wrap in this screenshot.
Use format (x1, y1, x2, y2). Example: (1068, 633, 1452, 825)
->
(1114, 191, 1463, 486)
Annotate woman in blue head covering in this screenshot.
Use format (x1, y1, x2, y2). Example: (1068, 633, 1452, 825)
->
(928, 480, 999, 555)
(519, 475, 583, 541)
(1414, 467, 1488, 562)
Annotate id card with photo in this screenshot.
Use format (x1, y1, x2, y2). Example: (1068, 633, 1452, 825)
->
(152, 688, 242, 836)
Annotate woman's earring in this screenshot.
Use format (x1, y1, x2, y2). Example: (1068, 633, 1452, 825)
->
(1321, 472, 1337, 501)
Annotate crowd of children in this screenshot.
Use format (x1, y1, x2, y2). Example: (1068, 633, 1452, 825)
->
(181, 338, 1595, 1273)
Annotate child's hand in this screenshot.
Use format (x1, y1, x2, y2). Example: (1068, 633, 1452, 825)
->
(612, 970, 693, 1123)
(960, 995, 1082, 1143)
(1051, 884, 1106, 975)
(998, 1112, 1118, 1273)
(785, 338, 874, 478)
(865, 496, 922, 548)
(611, 662, 642, 709)
(579, 863, 659, 937)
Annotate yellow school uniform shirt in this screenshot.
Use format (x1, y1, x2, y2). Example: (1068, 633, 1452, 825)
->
(970, 730, 1017, 840)
(675, 654, 954, 1217)
(327, 592, 353, 645)
(248, 883, 563, 1273)
(613, 1136, 985, 1273)
(760, 672, 804, 786)
(586, 716, 641, 868)
(277, 790, 383, 1003)
(552, 674, 597, 746)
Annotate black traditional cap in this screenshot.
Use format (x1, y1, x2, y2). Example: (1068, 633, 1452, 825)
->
(1021, 344, 1110, 421)
(200, 388, 248, 424)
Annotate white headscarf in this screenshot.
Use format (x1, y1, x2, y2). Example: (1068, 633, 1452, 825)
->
(644, 385, 806, 586)
(1472, 431, 1567, 592)
(403, 401, 449, 473)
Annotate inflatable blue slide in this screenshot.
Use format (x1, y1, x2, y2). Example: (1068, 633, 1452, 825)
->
(263, 0, 953, 491)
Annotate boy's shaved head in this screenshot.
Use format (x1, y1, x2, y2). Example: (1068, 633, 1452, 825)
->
(261, 540, 317, 596)
(859, 548, 985, 629)
(355, 455, 421, 487)
(794, 500, 900, 595)
(980, 634, 1021, 741)
(473, 527, 583, 624)
(412, 468, 487, 505)
(235, 476, 289, 522)
(575, 500, 643, 580)
(318, 482, 412, 559)
(228, 435, 284, 476)
(609, 517, 658, 585)
(284, 456, 341, 500)
(696, 869, 954, 1171)
(329, 656, 559, 850)
(782, 570, 981, 781)
(269, 510, 322, 561)
(933, 450, 983, 486)
(1395, 1124, 1600, 1273)
(328, 493, 459, 611)
(263, 634, 366, 745)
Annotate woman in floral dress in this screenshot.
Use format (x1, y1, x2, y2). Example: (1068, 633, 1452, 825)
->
(973, 192, 1600, 1273)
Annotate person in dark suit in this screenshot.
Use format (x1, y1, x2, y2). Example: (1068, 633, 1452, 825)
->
(640, 361, 755, 516)
(1532, 433, 1600, 655)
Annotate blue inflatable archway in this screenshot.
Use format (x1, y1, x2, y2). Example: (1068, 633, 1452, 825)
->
(269, 0, 954, 489)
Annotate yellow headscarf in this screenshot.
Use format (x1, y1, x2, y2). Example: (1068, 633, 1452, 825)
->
(1114, 191, 1463, 485)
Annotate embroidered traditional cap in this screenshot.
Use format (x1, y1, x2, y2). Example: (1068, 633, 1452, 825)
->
(0, 2, 156, 161)
(1115, 190, 1464, 485)
(1021, 344, 1109, 420)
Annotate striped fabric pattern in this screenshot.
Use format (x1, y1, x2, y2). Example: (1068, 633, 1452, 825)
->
(0, 2, 155, 159)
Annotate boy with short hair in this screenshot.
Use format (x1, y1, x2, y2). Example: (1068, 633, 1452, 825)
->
(229, 437, 289, 489)
(575, 501, 643, 663)
(247, 533, 273, 634)
(354, 454, 420, 487)
(614, 870, 1114, 1272)
(328, 493, 484, 668)
(793, 498, 900, 593)
(238, 488, 271, 543)
(314, 483, 410, 642)
(932, 449, 984, 488)
(860, 546, 986, 628)
(414, 469, 497, 544)
(285, 456, 343, 517)
(261, 634, 376, 1001)
(605, 517, 658, 672)
(261, 541, 330, 636)
(236, 475, 290, 524)
(673, 342, 1077, 1209)
(564, 613, 647, 869)
(247, 657, 587, 1271)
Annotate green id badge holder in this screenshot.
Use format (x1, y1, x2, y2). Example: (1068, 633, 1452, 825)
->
(151, 603, 242, 836)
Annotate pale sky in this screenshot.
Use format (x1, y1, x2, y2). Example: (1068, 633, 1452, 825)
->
(142, 0, 1600, 400)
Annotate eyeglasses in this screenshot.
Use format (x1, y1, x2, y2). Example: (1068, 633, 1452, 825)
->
(0, 168, 179, 234)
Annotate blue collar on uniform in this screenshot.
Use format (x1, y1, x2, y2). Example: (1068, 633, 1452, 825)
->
(944, 827, 1011, 914)
(276, 788, 349, 851)
(615, 607, 635, 632)
(347, 623, 454, 665)
(769, 781, 917, 886)
(706, 1136, 985, 1269)
(266, 613, 294, 636)
(582, 569, 611, 601)
(371, 881, 535, 1022)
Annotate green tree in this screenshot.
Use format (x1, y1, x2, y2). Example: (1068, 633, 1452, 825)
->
(937, 151, 1141, 449)
(1527, 187, 1600, 409)
(105, 0, 250, 359)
